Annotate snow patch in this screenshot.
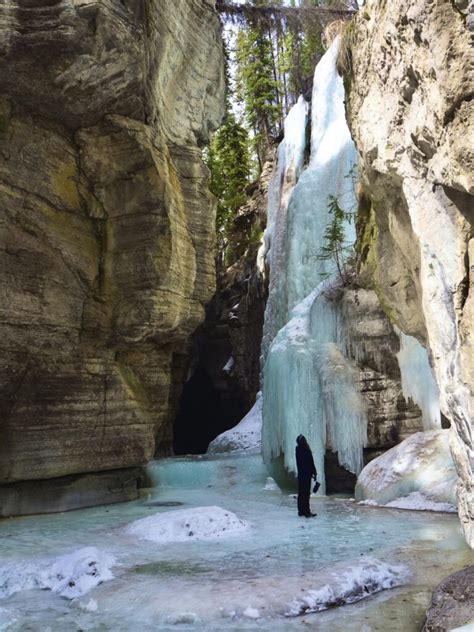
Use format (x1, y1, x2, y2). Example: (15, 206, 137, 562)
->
(285, 558, 408, 617)
(0, 547, 116, 601)
(358, 492, 456, 513)
(124, 506, 249, 543)
(207, 394, 262, 454)
(243, 606, 260, 619)
(358, 499, 379, 507)
(384, 492, 456, 513)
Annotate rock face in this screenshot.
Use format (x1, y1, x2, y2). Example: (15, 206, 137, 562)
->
(0, 0, 225, 510)
(174, 157, 271, 454)
(346, 0, 474, 547)
(342, 287, 425, 452)
(423, 565, 474, 632)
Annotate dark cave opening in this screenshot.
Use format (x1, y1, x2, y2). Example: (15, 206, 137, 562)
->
(173, 365, 244, 455)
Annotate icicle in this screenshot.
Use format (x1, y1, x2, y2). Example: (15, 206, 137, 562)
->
(395, 329, 441, 429)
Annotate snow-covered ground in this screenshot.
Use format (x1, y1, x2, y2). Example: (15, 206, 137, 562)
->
(207, 393, 262, 454)
(124, 506, 249, 543)
(0, 454, 469, 631)
(356, 429, 457, 512)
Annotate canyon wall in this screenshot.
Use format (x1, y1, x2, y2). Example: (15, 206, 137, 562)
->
(346, 0, 473, 546)
(0, 0, 225, 512)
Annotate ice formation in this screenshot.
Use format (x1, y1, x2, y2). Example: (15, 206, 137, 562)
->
(263, 477, 280, 491)
(124, 506, 249, 543)
(207, 393, 262, 454)
(355, 429, 457, 508)
(0, 547, 115, 601)
(261, 38, 366, 490)
(260, 95, 309, 355)
(285, 558, 408, 617)
(396, 329, 441, 429)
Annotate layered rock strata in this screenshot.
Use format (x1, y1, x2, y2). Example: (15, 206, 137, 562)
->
(346, 0, 474, 546)
(0, 0, 225, 511)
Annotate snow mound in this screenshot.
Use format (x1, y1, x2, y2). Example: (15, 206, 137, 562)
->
(124, 506, 249, 543)
(285, 558, 408, 617)
(0, 547, 116, 601)
(207, 395, 262, 454)
(355, 429, 457, 508)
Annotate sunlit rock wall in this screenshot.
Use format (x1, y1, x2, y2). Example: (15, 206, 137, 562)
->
(347, 0, 473, 546)
(0, 0, 225, 509)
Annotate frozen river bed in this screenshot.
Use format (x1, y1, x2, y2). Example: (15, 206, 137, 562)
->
(0, 454, 472, 631)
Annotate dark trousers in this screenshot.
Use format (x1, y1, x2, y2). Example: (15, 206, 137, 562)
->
(297, 476, 312, 516)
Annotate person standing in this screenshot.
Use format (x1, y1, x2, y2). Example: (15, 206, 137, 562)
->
(295, 434, 317, 518)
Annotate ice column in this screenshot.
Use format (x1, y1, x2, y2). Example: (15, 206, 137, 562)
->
(396, 330, 441, 429)
(260, 96, 309, 358)
(262, 39, 367, 491)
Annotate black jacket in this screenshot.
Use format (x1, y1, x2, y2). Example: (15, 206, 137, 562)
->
(295, 445, 317, 479)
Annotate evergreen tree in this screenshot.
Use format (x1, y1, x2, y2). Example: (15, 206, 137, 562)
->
(206, 113, 251, 257)
(235, 1, 283, 167)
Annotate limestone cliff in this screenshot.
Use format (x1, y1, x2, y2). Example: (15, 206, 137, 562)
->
(346, 0, 473, 546)
(0, 0, 225, 512)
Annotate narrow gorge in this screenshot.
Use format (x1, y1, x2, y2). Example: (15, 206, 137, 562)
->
(0, 1, 472, 631)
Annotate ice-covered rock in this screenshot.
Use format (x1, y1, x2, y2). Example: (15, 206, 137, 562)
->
(207, 395, 262, 454)
(124, 506, 249, 543)
(0, 547, 115, 600)
(263, 477, 280, 491)
(355, 430, 457, 508)
(285, 558, 408, 616)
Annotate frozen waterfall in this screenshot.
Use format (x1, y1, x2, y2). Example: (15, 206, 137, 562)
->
(261, 39, 366, 492)
(396, 329, 441, 430)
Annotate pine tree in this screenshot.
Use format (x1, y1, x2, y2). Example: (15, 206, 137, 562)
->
(235, 2, 283, 168)
(206, 114, 251, 258)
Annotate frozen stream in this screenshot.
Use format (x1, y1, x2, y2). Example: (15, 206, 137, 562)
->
(0, 454, 471, 631)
